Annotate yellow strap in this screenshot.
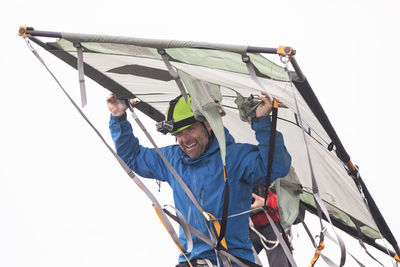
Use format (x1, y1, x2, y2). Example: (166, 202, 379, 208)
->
(207, 212, 229, 250)
(153, 206, 193, 267)
(309, 241, 325, 267)
(207, 212, 232, 266)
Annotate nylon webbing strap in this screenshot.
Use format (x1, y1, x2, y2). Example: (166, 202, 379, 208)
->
(299, 216, 317, 247)
(325, 231, 367, 267)
(242, 55, 265, 90)
(264, 99, 278, 206)
(216, 166, 230, 250)
(164, 204, 194, 253)
(319, 253, 339, 267)
(264, 210, 298, 267)
(303, 217, 366, 267)
(158, 49, 188, 101)
(352, 218, 384, 266)
(164, 209, 260, 267)
(242, 54, 273, 103)
(289, 78, 347, 266)
(25, 39, 190, 255)
(75, 44, 87, 108)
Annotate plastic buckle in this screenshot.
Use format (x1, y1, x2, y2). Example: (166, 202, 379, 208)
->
(241, 54, 250, 63)
(157, 48, 166, 55)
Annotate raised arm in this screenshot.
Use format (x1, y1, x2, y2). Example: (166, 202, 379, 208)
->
(107, 93, 168, 181)
(236, 91, 291, 184)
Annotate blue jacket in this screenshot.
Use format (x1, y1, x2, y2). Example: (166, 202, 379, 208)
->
(109, 114, 291, 263)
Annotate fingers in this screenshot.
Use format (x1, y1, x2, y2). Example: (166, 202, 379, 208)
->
(252, 193, 263, 201)
(255, 92, 273, 117)
(251, 193, 266, 209)
(258, 91, 272, 104)
(106, 93, 128, 116)
(106, 93, 116, 102)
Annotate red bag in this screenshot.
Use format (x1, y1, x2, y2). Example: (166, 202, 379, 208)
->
(251, 191, 280, 227)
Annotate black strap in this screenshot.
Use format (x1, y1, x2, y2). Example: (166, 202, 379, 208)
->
(216, 181, 230, 248)
(167, 95, 182, 121)
(263, 99, 278, 205)
(173, 116, 197, 132)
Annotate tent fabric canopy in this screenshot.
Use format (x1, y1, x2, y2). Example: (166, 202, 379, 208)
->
(21, 27, 399, 261)
(53, 38, 378, 234)
(49, 37, 378, 234)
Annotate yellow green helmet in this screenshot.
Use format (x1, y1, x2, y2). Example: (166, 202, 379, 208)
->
(156, 95, 197, 135)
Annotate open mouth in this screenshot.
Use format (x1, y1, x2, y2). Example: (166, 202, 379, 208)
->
(186, 142, 197, 150)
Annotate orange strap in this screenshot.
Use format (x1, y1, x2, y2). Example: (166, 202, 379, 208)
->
(273, 98, 279, 109)
(395, 253, 400, 262)
(223, 165, 228, 182)
(346, 160, 357, 172)
(310, 241, 325, 267)
(154, 206, 193, 267)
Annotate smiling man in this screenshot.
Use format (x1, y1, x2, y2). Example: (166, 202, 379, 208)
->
(107, 92, 291, 267)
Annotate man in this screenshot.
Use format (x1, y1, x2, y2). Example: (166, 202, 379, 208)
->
(250, 187, 290, 267)
(107, 92, 291, 266)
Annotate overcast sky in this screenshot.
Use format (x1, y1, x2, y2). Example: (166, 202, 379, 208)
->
(2, 0, 400, 266)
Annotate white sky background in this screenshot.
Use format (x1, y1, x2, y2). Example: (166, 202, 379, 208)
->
(1, 0, 400, 266)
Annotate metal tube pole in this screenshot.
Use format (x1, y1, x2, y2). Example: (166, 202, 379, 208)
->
(19, 26, 62, 38)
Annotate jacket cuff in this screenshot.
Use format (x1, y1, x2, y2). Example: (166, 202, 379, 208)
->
(251, 115, 271, 128)
(110, 112, 127, 123)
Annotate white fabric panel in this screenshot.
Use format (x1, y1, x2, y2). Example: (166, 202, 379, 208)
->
(70, 49, 379, 233)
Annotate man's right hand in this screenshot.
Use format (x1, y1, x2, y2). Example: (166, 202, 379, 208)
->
(251, 193, 265, 209)
(107, 93, 128, 116)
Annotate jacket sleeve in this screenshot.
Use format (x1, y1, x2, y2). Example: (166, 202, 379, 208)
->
(241, 115, 291, 184)
(109, 113, 168, 181)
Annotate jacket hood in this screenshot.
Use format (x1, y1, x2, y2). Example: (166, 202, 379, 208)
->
(181, 127, 234, 165)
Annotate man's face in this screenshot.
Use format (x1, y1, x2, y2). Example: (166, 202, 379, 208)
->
(175, 122, 211, 159)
